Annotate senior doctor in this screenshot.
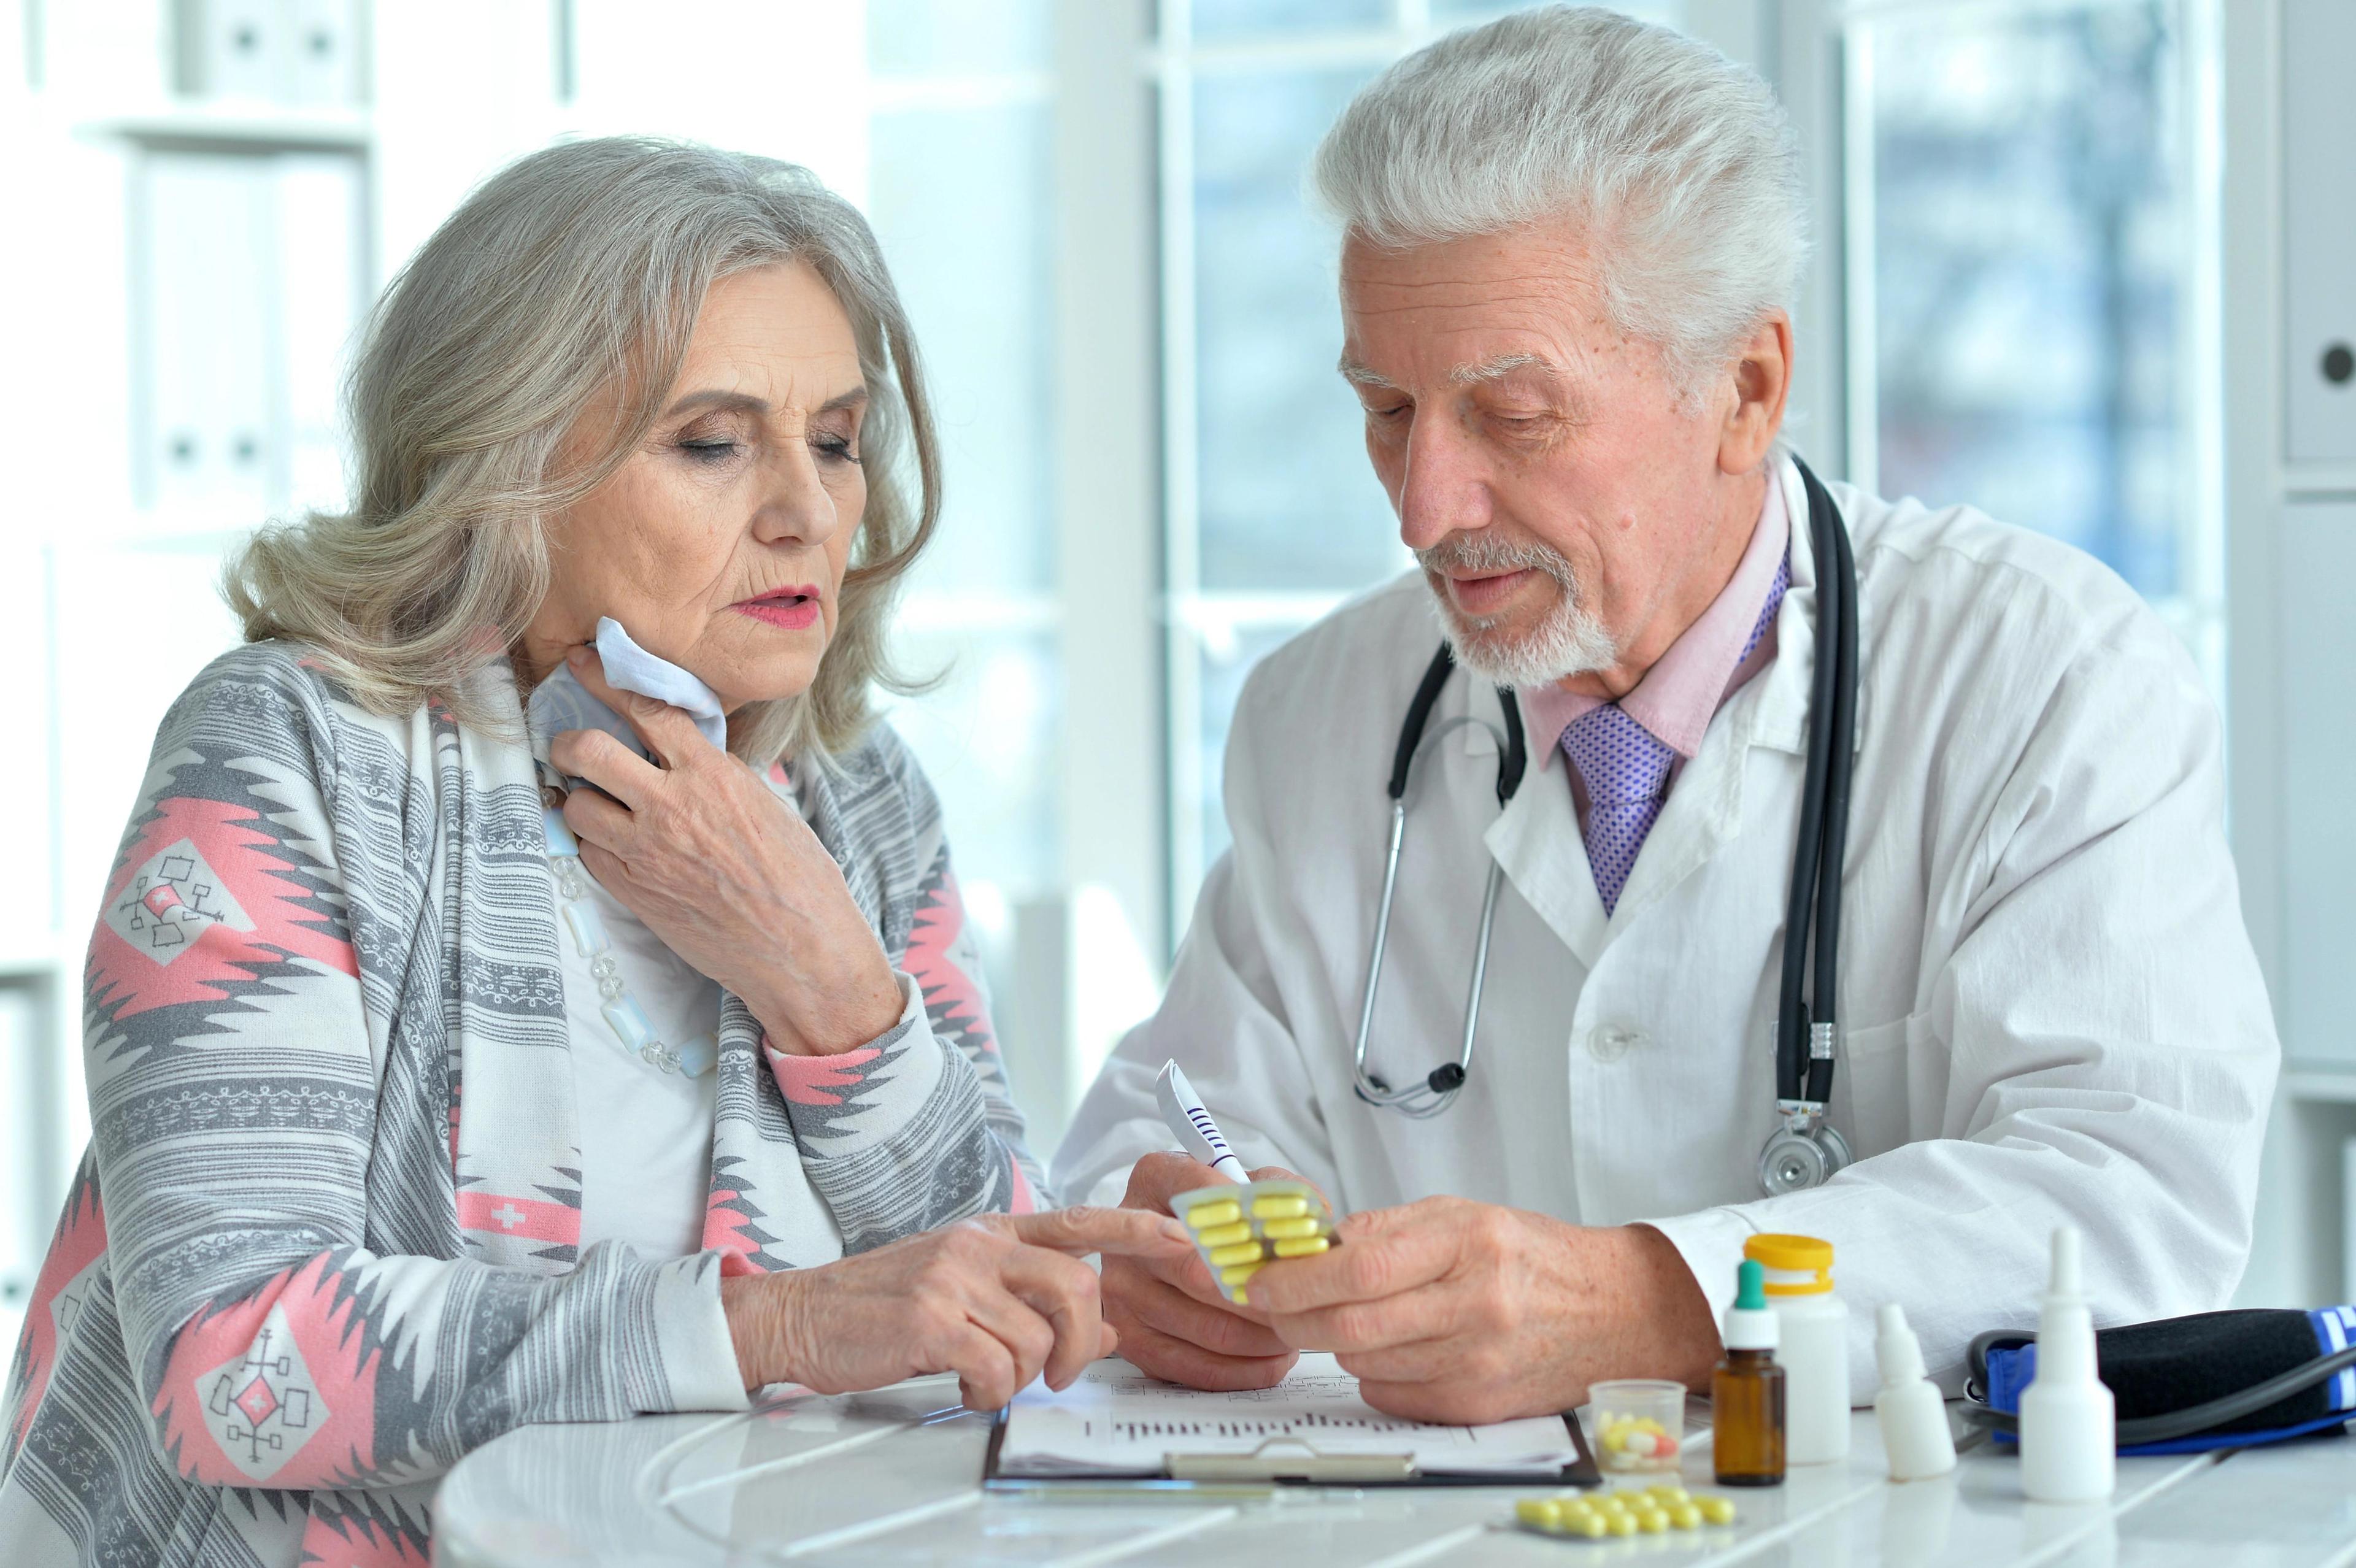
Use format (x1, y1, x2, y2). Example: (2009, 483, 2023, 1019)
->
(1055, 6, 2278, 1425)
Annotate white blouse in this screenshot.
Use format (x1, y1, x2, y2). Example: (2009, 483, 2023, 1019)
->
(556, 862, 721, 1261)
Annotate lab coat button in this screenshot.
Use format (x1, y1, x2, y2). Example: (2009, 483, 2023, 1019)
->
(1588, 1024, 1643, 1061)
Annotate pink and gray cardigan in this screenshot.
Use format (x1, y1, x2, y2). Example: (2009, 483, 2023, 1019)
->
(0, 641, 1045, 1566)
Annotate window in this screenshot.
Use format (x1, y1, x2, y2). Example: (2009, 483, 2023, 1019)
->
(1842, 0, 2222, 670)
(1155, 0, 1689, 922)
(864, 0, 1063, 937)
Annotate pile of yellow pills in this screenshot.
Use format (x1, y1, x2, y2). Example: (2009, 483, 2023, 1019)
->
(1512, 1486, 1736, 1541)
(1169, 1180, 1339, 1304)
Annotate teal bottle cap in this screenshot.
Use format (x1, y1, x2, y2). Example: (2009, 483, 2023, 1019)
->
(1735, 1258, 1769, 1311)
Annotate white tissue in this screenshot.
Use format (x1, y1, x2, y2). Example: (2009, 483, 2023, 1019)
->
(526, 617, 728, 777)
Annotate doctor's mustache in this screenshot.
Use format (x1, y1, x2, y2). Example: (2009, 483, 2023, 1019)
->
(1413, 531, 1581, 602)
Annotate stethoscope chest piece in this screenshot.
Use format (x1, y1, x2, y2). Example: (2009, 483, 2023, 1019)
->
(1757, 1110, 1855, 1197)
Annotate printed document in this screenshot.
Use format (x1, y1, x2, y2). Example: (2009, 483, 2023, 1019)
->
(998, 1353, 1581, 1478)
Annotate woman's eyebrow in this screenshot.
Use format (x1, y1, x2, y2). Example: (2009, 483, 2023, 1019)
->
(661, 385, 870, 419)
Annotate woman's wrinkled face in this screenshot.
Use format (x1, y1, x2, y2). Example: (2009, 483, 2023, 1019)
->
(525, 261, 869, 712)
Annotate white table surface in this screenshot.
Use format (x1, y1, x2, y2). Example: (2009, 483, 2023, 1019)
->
(434, 1378, 2356, 1568)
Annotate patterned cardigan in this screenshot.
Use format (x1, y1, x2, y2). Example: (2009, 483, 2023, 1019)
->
(0, 642, 1047, 1566)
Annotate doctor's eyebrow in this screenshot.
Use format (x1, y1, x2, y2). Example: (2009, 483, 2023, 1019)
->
(1448, 352, 1557, 385)
(1337, 352, 1580, 398)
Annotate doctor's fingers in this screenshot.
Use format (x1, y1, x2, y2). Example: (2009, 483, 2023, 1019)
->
(1263, 1280, 1461, 1355)
(1111, 1259, 1292, 1359)
(1330, 1323, 1520, 1389)
(1244, 1222, 1458, 1316)
(1121, 1150, 1233, 1213)
(1104, 1309, 1298, 1394)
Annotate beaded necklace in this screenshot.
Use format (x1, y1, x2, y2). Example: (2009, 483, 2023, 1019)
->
(542, 805, 718, 1078)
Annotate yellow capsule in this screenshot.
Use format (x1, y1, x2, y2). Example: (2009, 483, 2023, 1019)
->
(1260, 1216, 1323, 1240)
(1564, 1513, 1609, 1539)
(1230, 1288, 1249, 1305)
(1195, 1221, 1253, 1248)
(1669, 1505, 1703, 1531)
(1206, 1241, 1265, 1267)
(1515, 1499, 1564, 1530)
(1593, 1493, 1633, 1512)
(1249, 1194, 1311, 1220)
(1634, 1508, 1670, 1534)
(1182, 1201, 1242, 1229)
(1271, 1235, 1331, 1258)
(1604, 1512, 1639, 1537)
(1647, 1485, 1691, 1506)
(1219, 1261, 1263, 1286)
(1697, 1497, 1736, 1526)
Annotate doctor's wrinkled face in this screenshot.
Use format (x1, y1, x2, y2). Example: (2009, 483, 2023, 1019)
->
(1339, 224, 1747, 691)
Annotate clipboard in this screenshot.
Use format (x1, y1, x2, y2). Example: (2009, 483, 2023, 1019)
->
(982, 1405, 1603, 1492)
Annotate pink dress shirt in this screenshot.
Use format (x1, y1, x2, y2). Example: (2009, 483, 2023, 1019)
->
(1519, 475, 1791, 828)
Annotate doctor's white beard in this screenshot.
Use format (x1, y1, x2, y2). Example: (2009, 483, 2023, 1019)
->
(1417, 532, 1619, 689)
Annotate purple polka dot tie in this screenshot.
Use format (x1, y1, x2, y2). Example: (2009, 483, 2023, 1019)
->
(1561, 704, 1677, 917)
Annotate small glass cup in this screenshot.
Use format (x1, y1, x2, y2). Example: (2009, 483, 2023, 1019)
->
(1588, 1378, 1687, 1474)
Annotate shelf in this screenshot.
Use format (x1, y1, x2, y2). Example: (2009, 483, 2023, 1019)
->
(2282, 1069, 2356, 1104)
(71, 98, 371, 153)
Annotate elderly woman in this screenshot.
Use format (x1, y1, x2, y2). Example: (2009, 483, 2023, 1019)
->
(0, 137, 1184, 1566)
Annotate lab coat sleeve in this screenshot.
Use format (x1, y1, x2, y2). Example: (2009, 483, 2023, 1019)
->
(1647, 617, 2279, 1402)
(1053, 667, 1347, 1212)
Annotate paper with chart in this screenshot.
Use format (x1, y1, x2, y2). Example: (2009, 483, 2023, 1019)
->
(998, 1353, 1581, 1477)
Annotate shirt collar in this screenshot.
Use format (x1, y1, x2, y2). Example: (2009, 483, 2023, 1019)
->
(1521, 472, 1792, 766)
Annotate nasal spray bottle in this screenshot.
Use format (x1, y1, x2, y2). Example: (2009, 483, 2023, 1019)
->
(2019, 1226, 2114, 1502)
(1873, 1303, 1955, 1480)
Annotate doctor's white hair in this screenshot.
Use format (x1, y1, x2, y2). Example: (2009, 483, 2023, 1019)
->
(1310, 5, 1807, 399)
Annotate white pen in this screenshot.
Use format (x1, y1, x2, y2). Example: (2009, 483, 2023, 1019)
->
(1155, 1060, 1251, 1183)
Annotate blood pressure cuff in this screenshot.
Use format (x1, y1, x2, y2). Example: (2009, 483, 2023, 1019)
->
(1982, 1307, 2356, 1456)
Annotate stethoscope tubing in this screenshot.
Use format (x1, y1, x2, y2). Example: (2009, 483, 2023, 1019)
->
(1352, 456, 1856, 1126)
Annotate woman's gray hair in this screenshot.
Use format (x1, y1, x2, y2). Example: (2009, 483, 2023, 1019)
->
(226, 134, 939, 767)
(1310, 5, 1806, 398)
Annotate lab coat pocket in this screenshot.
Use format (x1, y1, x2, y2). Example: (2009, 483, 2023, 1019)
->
(1833, 1015, 1916, 1159)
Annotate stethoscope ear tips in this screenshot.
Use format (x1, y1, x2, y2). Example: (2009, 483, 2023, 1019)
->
(1426, 1063, 1468, 1094)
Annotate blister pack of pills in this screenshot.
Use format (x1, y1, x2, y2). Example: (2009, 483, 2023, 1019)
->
(1513, 1485, 1736, 1540)
(1169, 1180, 1339, 1304)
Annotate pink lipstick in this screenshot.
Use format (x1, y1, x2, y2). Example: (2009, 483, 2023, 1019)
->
(734, 585, 822, 630)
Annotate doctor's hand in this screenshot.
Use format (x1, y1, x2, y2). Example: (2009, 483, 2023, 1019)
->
(1098, 1151, 1305, 1391)
(1247, 1197, 1720, 1425)
(549, 646, 903, 1057)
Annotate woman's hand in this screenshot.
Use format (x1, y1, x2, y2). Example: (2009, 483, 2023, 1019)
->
(722, 1208, 1199, 1410)
(547, 647, 903, 1056)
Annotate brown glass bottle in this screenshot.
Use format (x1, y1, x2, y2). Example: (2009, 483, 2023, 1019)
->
(1712, 1348, 1786, 1486)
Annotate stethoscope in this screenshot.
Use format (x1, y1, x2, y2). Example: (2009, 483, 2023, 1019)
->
(1351, 457, 1862, 1197)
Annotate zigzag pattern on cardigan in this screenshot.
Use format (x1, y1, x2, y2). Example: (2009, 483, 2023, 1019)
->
(0, 641, 1049, 1567)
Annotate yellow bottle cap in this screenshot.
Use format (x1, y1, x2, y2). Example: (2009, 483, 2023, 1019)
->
(1743, 1233, 1834, 1294)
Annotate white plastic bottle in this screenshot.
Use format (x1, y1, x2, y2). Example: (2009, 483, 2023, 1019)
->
(1744, 1234, 1849, 1464)
(1873, 1302, 1957, 1480)
(2019, 1227, 2115, 1501)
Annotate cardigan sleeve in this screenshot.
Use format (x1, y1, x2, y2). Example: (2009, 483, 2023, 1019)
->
(85, 648, 745, 1496)
(761, 734, 1053, 1251)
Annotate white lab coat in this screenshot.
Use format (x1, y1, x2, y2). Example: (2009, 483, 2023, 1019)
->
(1055, 457, 2280, 1401)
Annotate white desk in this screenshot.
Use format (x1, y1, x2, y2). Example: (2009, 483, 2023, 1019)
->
(435, 1378, 2356, 1567)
